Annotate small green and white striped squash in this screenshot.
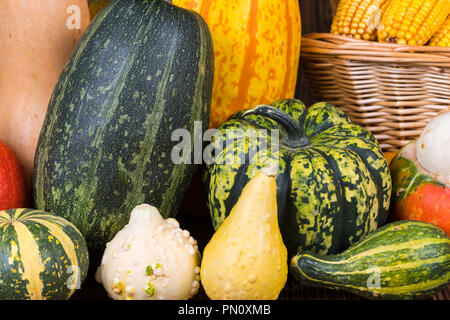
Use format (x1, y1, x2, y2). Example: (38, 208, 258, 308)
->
(0, 209, 89, 300)
(203, 99, 392, 255)
(290, 221, 450, 300)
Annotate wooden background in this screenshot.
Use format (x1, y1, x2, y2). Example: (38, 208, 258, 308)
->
(72, 0, 450, 301)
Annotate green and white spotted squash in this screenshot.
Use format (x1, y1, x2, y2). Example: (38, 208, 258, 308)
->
(203, 99, 392, 255)
(33, 0, 214, 249)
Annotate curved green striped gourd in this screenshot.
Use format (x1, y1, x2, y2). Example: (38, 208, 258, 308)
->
(290, 221, 450, 300)
(203, 99, 391, 255)
(0, 209, 89, 300)
(33, 0, 214, 249)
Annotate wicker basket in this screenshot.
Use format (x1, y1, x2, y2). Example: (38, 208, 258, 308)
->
(301, 33, 450, 152)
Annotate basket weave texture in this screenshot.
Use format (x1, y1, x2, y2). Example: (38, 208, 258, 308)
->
(301, 33, 450, 152)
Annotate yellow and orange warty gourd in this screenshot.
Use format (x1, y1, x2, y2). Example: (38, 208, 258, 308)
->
(173, 0, 302, 128)
(0, 0, 90, 181)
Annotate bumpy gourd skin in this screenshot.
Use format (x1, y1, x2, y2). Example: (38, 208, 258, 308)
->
(201, 166, 288, 300)
(96, 204, 201, 300)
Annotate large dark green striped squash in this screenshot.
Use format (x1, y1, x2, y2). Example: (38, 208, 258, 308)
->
(33, 0, 214, 249)
(290, 221, 450, 300)
(203, 99, 391, 255)
(0, 209, 89, 300)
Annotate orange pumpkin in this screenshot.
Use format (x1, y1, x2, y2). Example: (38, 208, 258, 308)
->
(0, 0, 90, 182)
(173, 0, 302, 128)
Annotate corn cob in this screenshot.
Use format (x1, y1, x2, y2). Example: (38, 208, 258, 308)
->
(331, 0, 392, 41)
(430, 15, 450, 46)
(378, 0, 450, 45)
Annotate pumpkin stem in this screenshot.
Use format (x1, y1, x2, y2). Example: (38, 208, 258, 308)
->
(244, 105, 310, 149)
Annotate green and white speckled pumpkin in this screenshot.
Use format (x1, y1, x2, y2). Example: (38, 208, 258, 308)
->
(0, 209, 89, 300)
(203, 99, 392, 255)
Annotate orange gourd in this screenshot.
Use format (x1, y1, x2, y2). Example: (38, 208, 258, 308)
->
(0, 0, 90, 182)
(173, 0, 302, 128)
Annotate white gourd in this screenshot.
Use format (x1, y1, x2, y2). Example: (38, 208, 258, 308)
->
(417, 112, 450, 176)
(95, 204, 201, 300)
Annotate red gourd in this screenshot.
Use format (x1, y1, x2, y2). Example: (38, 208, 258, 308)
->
(0, 140, 27, 210)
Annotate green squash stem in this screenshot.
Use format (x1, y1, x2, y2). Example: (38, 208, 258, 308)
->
(244, 105, 310, 149)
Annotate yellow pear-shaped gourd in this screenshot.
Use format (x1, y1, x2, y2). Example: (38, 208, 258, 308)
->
(201, 164, 288, 300)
